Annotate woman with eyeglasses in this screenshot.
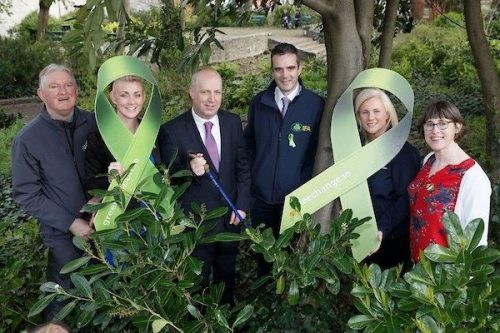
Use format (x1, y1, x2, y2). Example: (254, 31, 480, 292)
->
(408, 100, 491, 262)
(355, 88, 420, 269)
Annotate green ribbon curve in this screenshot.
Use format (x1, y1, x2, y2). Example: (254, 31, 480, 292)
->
(280, 68, 414, 262)
(92, 55, 172, 231)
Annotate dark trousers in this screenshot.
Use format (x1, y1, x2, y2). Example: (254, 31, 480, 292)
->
(364, 233, 411, 271)
(250, 198, 284, 277)
(192, 219, 240, 305)
(43, 234, 82, 320)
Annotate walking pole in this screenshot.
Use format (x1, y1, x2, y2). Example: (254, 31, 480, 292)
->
(203, 164, 251, 229)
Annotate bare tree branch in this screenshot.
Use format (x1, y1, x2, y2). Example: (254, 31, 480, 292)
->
(354, 0, 374, 68)
(302, 0, 336, 16)
(464, 0, 500, 181)
(378, 0, 400, 68)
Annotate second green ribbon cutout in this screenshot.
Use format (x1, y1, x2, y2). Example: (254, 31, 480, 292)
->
(92, 55, 172, 231)
(280, 68, 414, 262)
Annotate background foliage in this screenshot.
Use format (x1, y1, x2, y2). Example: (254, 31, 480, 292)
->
(0, 5, 498, 332)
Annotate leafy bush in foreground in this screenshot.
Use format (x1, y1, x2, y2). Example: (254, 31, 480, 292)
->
(349, 213, 500, 332)
(28, 163, 364, 332)
(0, 218, 46, 332)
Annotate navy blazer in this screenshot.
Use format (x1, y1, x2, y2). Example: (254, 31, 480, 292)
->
(368, 141, 421, 239)
(159, 110, 251, 220)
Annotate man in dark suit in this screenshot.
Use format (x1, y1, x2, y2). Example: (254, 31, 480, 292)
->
(159, 67, 250, 305)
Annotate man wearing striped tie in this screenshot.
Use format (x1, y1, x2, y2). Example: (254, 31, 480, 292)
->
(159, 67, 250, 306)
(244, 43, 325, 276)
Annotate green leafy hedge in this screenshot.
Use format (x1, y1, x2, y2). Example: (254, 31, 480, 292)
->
(0, 37, 64, 99)
(349, 213, 500, 332)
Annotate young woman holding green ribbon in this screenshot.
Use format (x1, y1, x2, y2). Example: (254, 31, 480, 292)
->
(355, 88, 421, 269)
(408, 100, 491, 262)
(84, 75, 161, 205)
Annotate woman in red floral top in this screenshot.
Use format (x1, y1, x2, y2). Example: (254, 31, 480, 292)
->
(408, 101, 491, 262)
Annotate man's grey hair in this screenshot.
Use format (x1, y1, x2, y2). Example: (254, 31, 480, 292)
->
(38, 64, 77, 90)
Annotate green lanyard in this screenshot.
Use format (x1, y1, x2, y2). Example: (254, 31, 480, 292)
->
(92, 56, 173, 231)
(280, 68, 414, 262)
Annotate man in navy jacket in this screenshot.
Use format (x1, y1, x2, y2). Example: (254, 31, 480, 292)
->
(159, 68, 250, 305)
(244, 43, 324, 274)
(12, 64, 96, 319)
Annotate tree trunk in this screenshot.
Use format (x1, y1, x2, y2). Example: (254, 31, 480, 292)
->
(378, 0, 400, 68)
(463, 0, 500, 182)
(354, 0, 374, 68)
(179, 0, 188, 31)
(302, 0, 367, 231)
(37, 0, 51, 41)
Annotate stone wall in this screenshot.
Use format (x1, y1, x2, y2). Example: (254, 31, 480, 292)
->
(0, 97, 41, 122)
(209, 33, 269, 64)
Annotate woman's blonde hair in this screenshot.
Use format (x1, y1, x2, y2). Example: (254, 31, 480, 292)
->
(110, 75, 144, 92)
(354, 88, 398, 135)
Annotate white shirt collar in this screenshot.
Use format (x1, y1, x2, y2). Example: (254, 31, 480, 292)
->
(191, 109, 220, 128)
(191, 109, 221, 157)
(275, 83, 301, 110)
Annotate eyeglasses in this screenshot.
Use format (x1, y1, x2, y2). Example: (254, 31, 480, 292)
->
(423, 120, 454, 131)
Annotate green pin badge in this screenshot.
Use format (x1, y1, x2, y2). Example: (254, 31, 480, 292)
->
(288, 133, 296, 147)
(93, 56, 174, 231)
(280, 68, 414, 262)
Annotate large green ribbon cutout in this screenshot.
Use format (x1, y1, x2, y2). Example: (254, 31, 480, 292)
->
(93, 55, 170, 231)
(280, 68, 414, 262)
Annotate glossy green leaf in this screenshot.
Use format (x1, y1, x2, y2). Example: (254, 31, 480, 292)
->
(351, 285, 372, 297)
(442, 212, 464, 246)
(424, 244, 457, 262)
(60, 256, 91, 274)
(232, 304, 254, 329)
(186, 256, 203, 275)
(276, 275, 286, 294)
(40, 282, 61, 293)
(348, 314, 375, 329)
(274, 227, 295, 249)
(72, 235, 87, 251)
(368, 264, 382, 288)
(332, 255, 353, 274)
(152, 319, 168, 333)
(404, 270, 433, 286)
(289, 196, 301, 213)
(172, 182, 190, 202)
(215, 309, 230, 330)
(187, 304, 202, 320)
(82, 201, 114, 212)
(398, 297, 420, 311)
(464, 218, 484, 251)
(384, 313, 402, 333)
(288, 279, 299, 305)
(28, 294, 58, 317)
(71, 273, 92, 298)
(204, 206, 228, 220)
(76, 309, 95, 328)
(260, 227, 276, 249)
(472, 247, 500, 266)
(100, 239, 126, 250)
(200, 232, 248, 243)
(414, 315, 443, 333)
(153, 184, 171, 211)
(115, 208, 146, 223)
(54, 300, 78, 321)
